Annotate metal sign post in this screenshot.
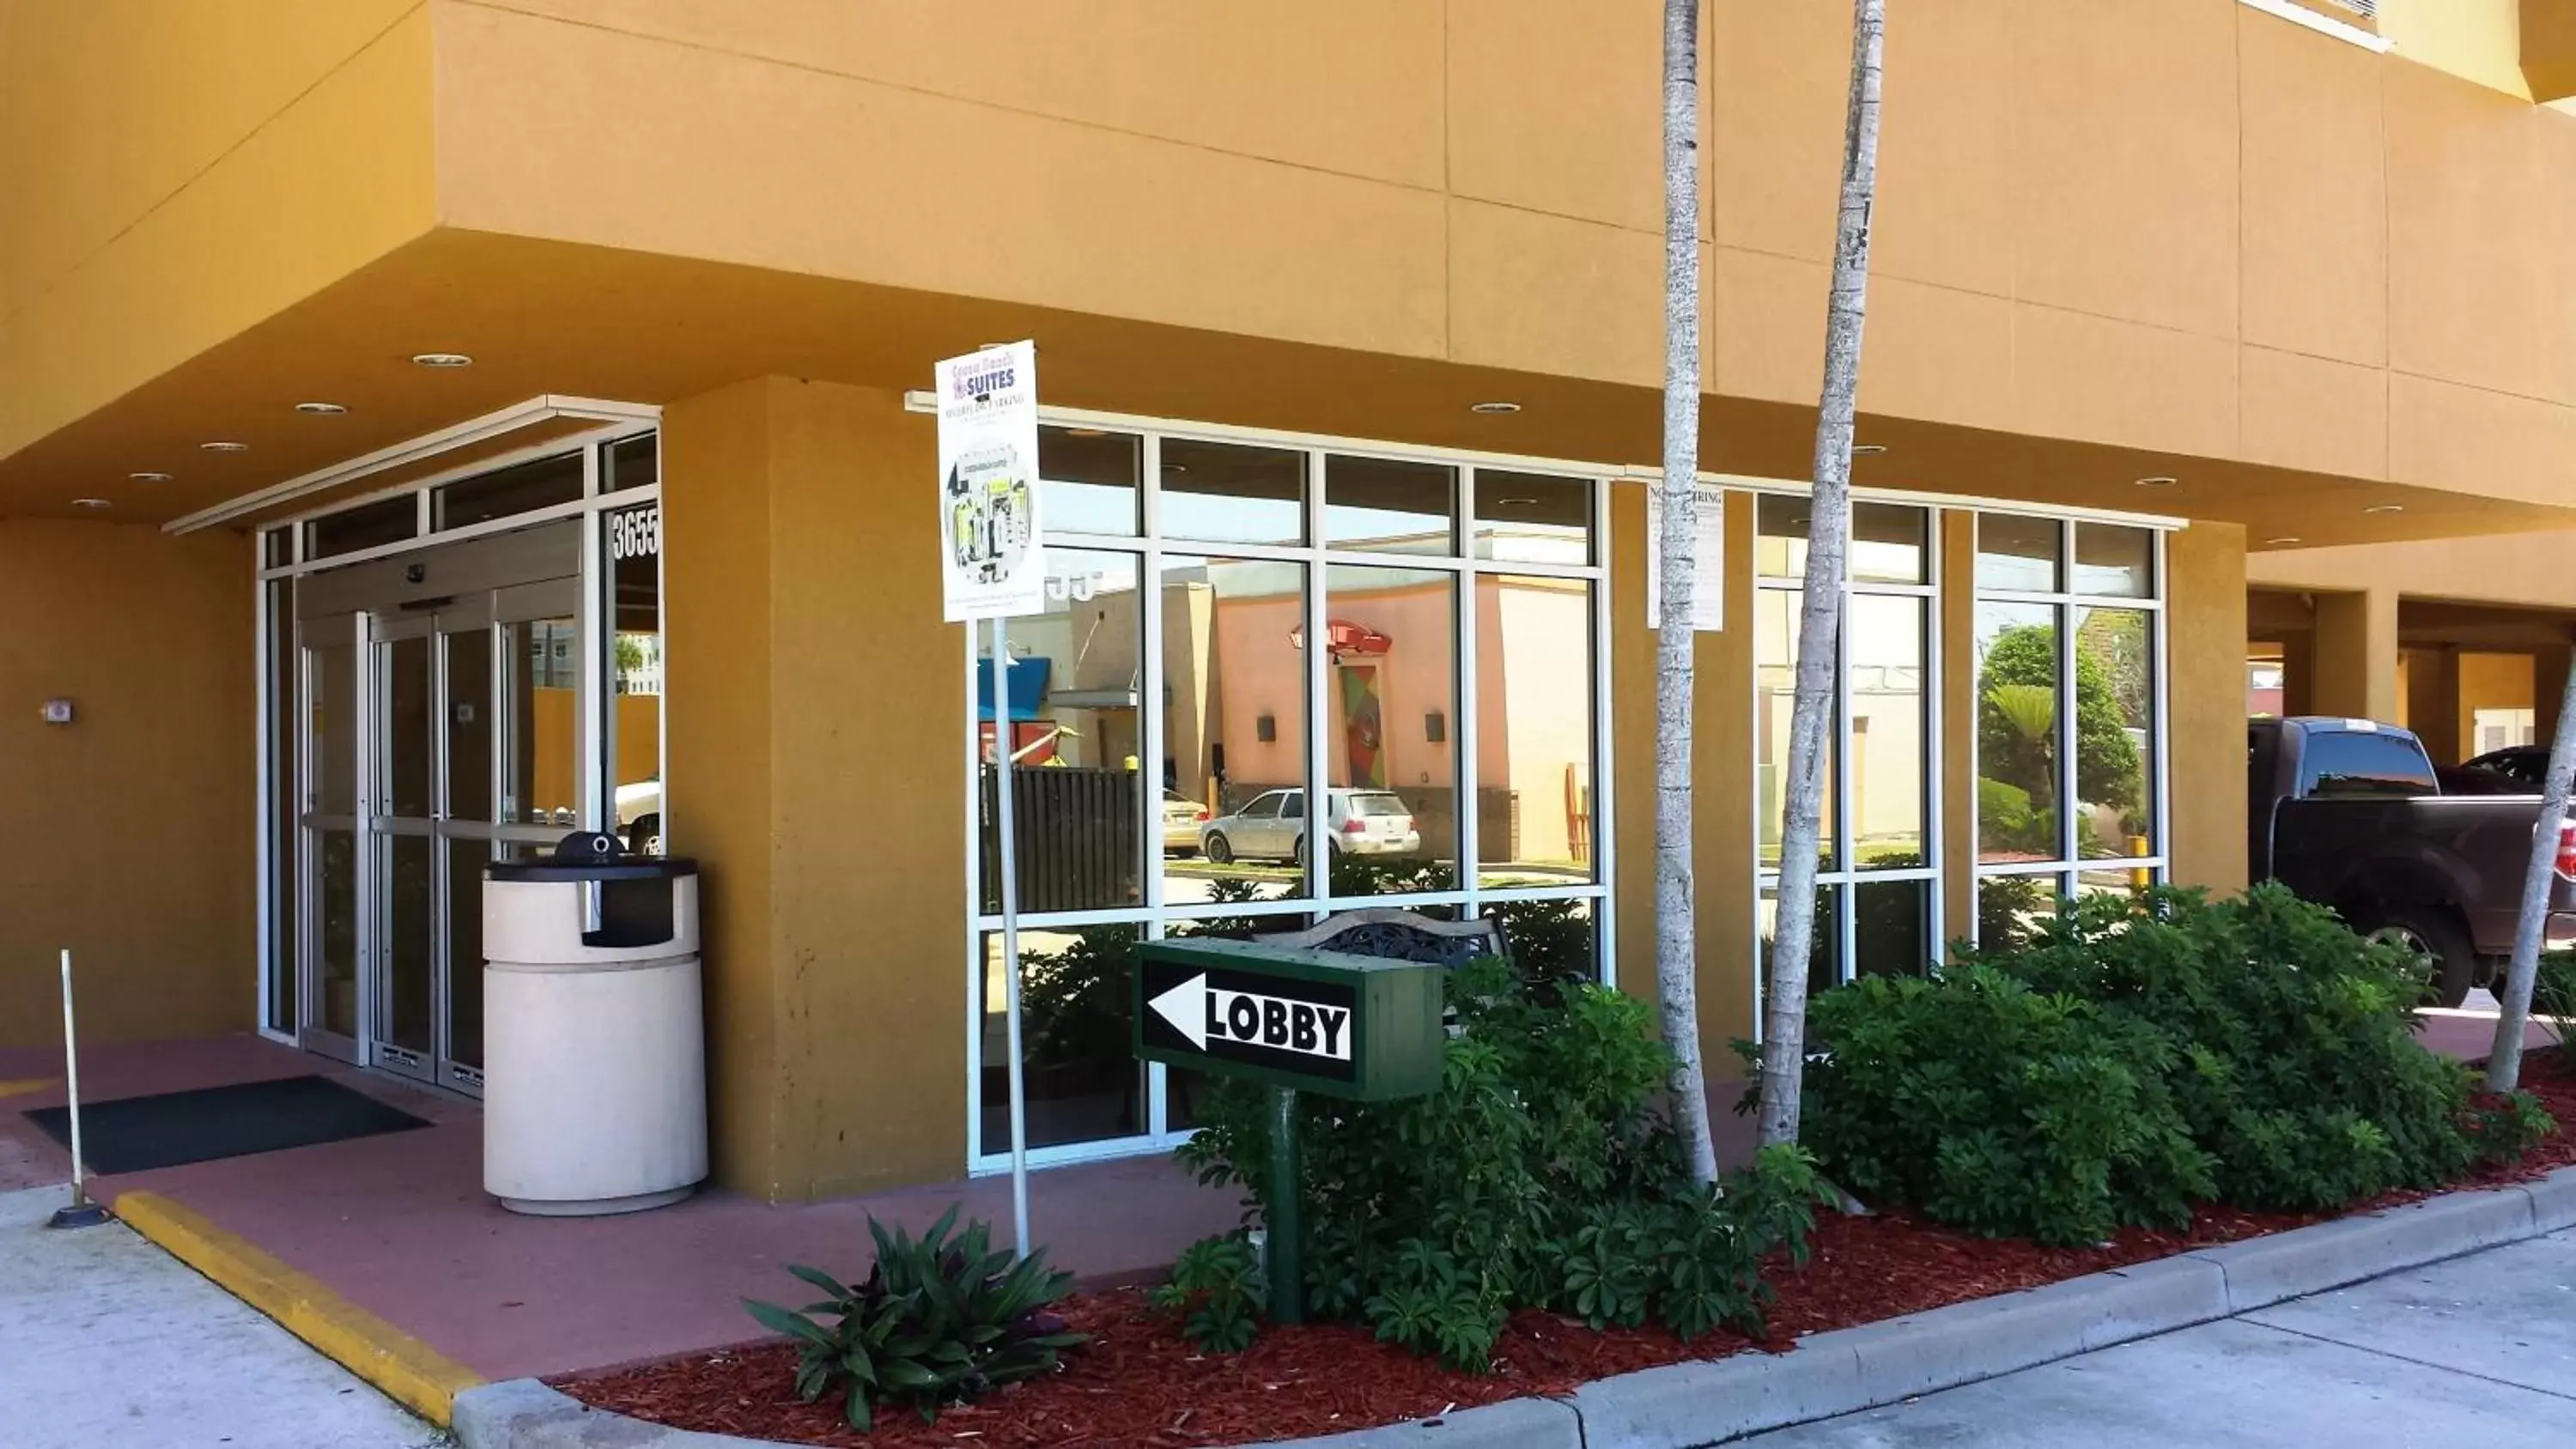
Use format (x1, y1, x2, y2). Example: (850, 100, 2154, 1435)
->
(48, 949, 110, 1230)
(937, 340, 1044, 1260)
(1133, 937, 1448, 1321)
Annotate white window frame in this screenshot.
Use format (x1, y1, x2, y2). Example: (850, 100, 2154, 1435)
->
(252, 409, 665, 1045)
(1969, 514, 2175, 942)
(1747, 491, 1947, 996)
(938, 404, 1617, 1177)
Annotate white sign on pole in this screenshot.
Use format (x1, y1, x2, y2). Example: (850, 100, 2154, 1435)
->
(1644, 480, 1728, 630)
(937, 341, 1045, 623)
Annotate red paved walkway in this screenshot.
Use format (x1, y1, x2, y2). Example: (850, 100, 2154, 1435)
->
(0, 1009, 2553, 1383)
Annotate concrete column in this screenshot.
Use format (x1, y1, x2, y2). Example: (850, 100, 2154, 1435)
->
(2166, 523, 2249, 895)
(2406, 646, 2461, 764)
(2537, 644, 2573, 747)
(2310, 588, 2399, 724)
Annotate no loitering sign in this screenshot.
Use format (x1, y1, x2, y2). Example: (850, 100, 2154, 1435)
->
(1133, 939, 1446, 1101)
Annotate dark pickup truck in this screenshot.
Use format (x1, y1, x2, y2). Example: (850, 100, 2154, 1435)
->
(2249, 716, 2576, 1007)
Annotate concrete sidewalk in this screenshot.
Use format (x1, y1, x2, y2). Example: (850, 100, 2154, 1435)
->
(1739, 1228, 2576, 1447)
(0, 1184, 446, 1449)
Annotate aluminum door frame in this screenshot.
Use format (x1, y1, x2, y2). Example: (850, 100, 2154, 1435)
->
(296, 610, 365, 1066)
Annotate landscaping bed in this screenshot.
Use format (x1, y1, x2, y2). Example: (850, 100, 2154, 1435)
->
(559, 1047, 2574, 1449)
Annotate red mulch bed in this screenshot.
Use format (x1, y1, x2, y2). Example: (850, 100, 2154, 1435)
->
(563, 1049, 2576, 1448)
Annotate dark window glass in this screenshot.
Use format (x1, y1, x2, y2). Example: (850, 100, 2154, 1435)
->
(2301, 730, 2436, 798)
(435, 452, 583, 530)
(1039, 426, 1140, 535)
(605, 500, 664, 853)
(2074, 523, 2154, 598)
(1473, 471, 1592, 564)
(607, 433, 658, 494)
(263, 527, 293, 569)
(306, 496, 416, 560)
(1977, 513, 2062, 592)
(1162, 440, 1305, 545)
(1326, 454, 1454, 555)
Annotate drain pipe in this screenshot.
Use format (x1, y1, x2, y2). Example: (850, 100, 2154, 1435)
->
(46, 949, 110, 1230)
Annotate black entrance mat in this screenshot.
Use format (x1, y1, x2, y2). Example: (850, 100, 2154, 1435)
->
(24, 1074, 433, 1173)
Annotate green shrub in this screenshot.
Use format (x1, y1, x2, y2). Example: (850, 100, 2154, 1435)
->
(2537, 952, 2576, 1045)
(1175, 959, 1827, 1368)
(1794, 965, 2212, 1246)
(743, 1206, 1085, 1431)
(1150, 1234, 1267, 1353)
(1795, 884, 2555, 1242)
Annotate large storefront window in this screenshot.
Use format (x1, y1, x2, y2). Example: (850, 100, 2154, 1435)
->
(1754, 496, 1941, 984)
(1974, 515, 2165, 946)
(969, 422, 1610, 1170)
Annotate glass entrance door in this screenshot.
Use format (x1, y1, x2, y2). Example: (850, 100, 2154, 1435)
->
(295, 523, 583, 1094)
(297, 613, 364, 1064)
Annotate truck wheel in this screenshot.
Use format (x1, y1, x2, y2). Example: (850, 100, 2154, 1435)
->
(2362, 908, 2476, 1009)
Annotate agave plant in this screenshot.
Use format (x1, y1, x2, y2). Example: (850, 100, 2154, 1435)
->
(743, 1204, 1086, 1431)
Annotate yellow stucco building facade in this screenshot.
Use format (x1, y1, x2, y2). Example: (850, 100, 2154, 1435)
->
(9, 0, 2576, 1200)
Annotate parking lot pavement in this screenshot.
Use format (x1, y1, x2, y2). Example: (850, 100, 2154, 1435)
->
(1737, 1229, 2576, 1448)
(0, 1185, 447, 1449)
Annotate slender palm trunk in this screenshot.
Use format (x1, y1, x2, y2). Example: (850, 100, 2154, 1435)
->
(1656, 0, 1719, 1187)
(2488, 665, 2576, 1091)
(1759, 0, 1885, 1148)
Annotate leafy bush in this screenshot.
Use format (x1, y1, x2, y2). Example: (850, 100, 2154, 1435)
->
(1795, 884, 2555, 1244)
(2537, 953, 2576, 1046)
(1793, 965, 2211, 1245)
(1150, 1234, 1267, 1353)
(1175, 958, 1828, 1367)
(743, 1206, 1085, 1431)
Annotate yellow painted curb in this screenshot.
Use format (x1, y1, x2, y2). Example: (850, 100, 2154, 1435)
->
(113, 1191, 483, 1426)
(0, 1076, 58, 1098)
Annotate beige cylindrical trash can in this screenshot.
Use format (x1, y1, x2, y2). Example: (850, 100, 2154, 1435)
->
(483, 833, 706, 1216)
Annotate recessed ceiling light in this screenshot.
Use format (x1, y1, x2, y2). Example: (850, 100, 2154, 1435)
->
(1851, 444, 1887, 456)
(1469, 401, 1522, 415)
(2363, 503, 2404, 514)
(295, 401, 348, 415)
(128, 471, 172, 483)
(2265, 536, 2303, 546)
(2133, 476, 2178, 488)
(410, 352, 473, 368)
(71, 498, 112, 511)
(199, 440, 248, 453)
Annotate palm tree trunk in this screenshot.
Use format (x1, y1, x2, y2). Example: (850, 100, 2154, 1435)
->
(1759, 0, 1886, 1149)
(2488, 664, 2576, 1091)
(1656, 0, 1719, 1187)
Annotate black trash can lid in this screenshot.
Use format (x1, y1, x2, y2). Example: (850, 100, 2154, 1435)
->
(486, 830, 699, 882)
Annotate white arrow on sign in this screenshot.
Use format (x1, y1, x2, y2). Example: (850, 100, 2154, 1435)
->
(1147, 972, 1209, 1052)
(1147, 973, 1354, 1062)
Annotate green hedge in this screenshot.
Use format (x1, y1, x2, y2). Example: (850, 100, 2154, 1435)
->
(1797, 884, 2553, 1246)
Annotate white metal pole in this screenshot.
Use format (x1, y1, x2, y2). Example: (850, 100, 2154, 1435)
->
(60, 949, 89, 1208)
(992, 618, 1032, 1260)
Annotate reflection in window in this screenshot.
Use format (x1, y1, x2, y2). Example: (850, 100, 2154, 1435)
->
(605, 500, 665, 854)
(607, 433, 659, 493)
(1326, 455, 1454, 555)
(1756, 588, 1835, 869)
(1759, 885, 1842, 985)
(2074, 524, 2154, 598)
(1976, 602, 2061, 864)
(1170, 555, 1308, 903)
(1976, 513, 2061, 592)
(980, 926, 1147, 1155)
(1477, 575, 1596, 887)
(503, 617, 580, 826)
(307, 495, 416, 560)
(1039, 426, 1140, 537)
(1473, 471, 1591, 565)
(1852, 878, 1930, 978)
(1756, 497, 1928, 585)
(1850, 594, 1927, 869)
(1324, 565, 1456, 894)
(1977, 872, 2057, 952)
(2074, 607, 2153, 860)
(434, 452, 582, 530)
(1161, 440, 1305, 545)
(978, 549, 1145, 914)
